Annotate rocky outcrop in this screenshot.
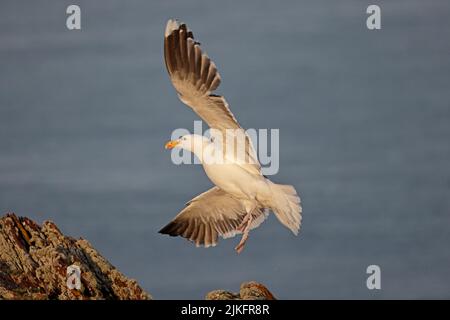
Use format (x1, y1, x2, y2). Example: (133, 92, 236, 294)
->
(0, 213, 151, 299)
(206, 281, 276, 300)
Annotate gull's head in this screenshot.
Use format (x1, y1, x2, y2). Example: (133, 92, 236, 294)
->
(165, 134, 210, 153)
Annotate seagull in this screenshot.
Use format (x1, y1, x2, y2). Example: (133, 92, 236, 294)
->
(159, 19, 302, 253)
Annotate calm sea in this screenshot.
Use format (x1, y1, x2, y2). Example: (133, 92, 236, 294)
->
(1, 0, 449, 298)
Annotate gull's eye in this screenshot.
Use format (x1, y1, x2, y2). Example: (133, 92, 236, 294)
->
(178, 135, 183, 139)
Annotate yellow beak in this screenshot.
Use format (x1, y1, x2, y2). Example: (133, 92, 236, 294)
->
(165, 140, 179, 149)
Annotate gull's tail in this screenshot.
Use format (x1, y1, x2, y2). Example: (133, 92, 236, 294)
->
(267, 180, 302, 235)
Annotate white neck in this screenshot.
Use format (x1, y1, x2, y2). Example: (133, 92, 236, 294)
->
(187, 136, 212, 163)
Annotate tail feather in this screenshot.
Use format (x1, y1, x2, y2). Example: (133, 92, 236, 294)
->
(267, 181, 302, 235)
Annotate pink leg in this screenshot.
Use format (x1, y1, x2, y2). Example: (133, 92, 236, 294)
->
(237, 212, 251, 232)
(235, 212, 253, 254)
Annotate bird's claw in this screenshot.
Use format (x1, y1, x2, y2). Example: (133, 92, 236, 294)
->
(235, 230, 249, 254)
(234, 240, 246, 254)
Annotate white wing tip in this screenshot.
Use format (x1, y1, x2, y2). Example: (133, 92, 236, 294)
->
(165, 19, 181, 37)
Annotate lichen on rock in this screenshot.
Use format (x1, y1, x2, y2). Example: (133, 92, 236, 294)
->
(206, 281, 276, 300)
(0, 213, 151, 300)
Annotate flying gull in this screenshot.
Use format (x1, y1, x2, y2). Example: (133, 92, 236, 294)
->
(159, 19, 302, 253)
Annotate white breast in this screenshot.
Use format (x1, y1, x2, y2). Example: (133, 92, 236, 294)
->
(201, 143, 268, 201)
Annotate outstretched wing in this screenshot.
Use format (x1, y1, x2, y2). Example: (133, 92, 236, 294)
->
(164, 19, 261, 175)
(164, 19, 239, 131)
(159, 187, 268, 248)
